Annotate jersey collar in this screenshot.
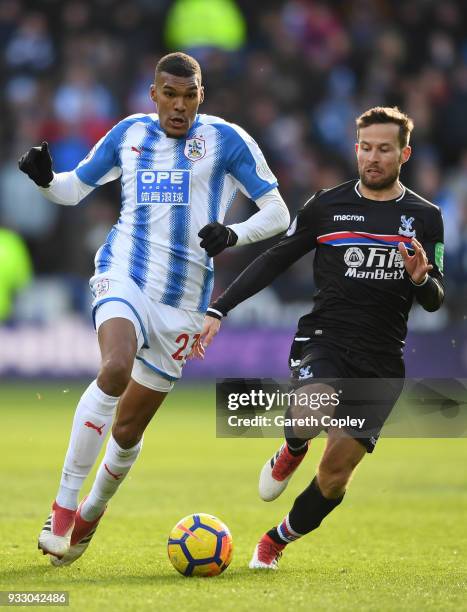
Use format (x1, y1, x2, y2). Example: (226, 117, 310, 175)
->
(354, 179, 406, 202)
(186, 114, 201, 137)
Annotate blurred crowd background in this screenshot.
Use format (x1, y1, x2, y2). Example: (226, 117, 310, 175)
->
(1, 0, 466, 338)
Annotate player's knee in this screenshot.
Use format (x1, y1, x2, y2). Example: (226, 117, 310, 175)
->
(317, 460, 353, 499)
(112, 422, 142, 449)
(97, 355, 133, 396)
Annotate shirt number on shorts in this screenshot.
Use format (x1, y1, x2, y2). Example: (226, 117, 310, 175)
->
(171, 333, 201, 361)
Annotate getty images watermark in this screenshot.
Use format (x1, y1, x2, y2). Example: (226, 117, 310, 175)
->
(226, 388, 366, 431)
(216, 378, 467, 438)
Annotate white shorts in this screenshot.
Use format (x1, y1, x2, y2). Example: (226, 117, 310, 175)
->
(90, 273, 204, 392)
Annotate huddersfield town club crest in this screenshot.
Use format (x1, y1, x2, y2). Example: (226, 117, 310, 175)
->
(94, 278, 110, 298)
(184, 137, 206, 161)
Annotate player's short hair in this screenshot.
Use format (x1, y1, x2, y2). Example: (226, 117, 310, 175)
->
(155, 52, 202, 83)
(356, 106, 414, 148)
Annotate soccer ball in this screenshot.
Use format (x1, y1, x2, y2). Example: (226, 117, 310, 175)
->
(167, 513, 233, 577)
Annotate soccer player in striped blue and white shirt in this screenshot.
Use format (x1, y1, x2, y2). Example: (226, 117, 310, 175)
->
(19, 52, 290, 565)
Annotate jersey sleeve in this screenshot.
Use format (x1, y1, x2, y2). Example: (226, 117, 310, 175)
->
(221, 124, 278, 200)
(273, 191, 322, 258)
(412, 206, 444, 311)
(75, 125, 123, 187)
(422, 206, 444, 281)
(208, 192, 321, 316)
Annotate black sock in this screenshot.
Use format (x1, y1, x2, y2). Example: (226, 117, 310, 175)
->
(288, 476, 344, 535)
(268, 476, 344, 545)
(285, 438, 308, 456)
(284, 416, 309, 455)
(267, 526, 287, 546)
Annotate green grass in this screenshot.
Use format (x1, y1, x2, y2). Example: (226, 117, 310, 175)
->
(0, 383, 466, 611)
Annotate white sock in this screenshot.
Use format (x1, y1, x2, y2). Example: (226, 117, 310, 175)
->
(81, 435, 143, 521)
(56, 380, 119, 510)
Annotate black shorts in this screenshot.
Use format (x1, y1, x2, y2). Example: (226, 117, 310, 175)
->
(288, 338, 405, 453)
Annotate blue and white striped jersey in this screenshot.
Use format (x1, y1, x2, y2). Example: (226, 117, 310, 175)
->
(76, 113, 278, 312)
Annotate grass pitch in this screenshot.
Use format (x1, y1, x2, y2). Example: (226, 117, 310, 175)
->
(1, 382, 466, 611)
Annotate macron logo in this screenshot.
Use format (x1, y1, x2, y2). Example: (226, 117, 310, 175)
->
(334, 214, 365, 221)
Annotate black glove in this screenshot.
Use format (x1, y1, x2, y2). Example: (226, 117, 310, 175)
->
(18, 141, 53, 187)
(198, 222, 238, 257)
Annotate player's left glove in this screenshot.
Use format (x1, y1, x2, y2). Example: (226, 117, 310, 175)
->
(198, 222, 238, 257)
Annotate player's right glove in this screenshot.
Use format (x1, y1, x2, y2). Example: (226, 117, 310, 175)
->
(198, 222, 238, 257)
(18, 141, 54, 188)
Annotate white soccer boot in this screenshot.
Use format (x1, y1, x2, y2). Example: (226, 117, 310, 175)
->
(259, 442, 309, 501)
(38, 501, 75, 558)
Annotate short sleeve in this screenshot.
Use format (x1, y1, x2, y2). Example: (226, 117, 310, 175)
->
(219, 123, 278, 200)
(75, 123, 126, 187)
(76, 114, 155, 187)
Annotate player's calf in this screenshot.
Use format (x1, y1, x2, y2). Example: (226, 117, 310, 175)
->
(317, 463, 354, 499)
(317, 431, 366, 498)
(274, 476, 344, 543)
(111, 379, 167, 449)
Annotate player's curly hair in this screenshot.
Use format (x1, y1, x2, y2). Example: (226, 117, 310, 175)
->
(155, 52, 202, 83)
(356, 106, 414, 148)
